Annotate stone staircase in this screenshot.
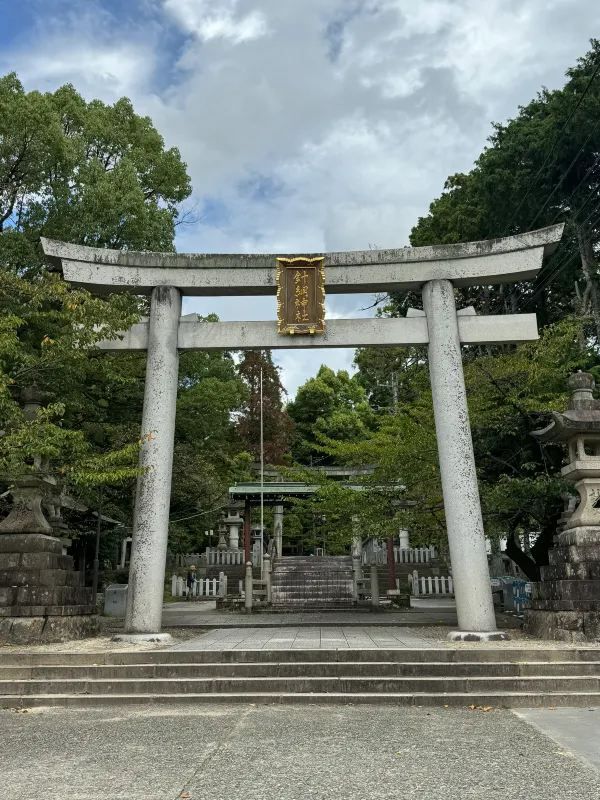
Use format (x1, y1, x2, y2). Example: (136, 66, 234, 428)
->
(1, 648, 599, 707)
(271, 556, 353, 609)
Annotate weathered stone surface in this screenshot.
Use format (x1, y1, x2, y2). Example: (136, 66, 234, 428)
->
(0, 614, 99, 644)
(525, 609, 600, 642)
(541, 561, 600, 581)
(0, 533, 63, 554)
(125, 285, 181, 635)
(529, 374, 600, 641)
(19, 551, 73, 570)
(101, 315, 541, 352)
(0, 530, 94, 631)
(0, 568, 82, 587)
(0, 604, 96, 617)
(556, 526, 600, 546)
(549, 543, 600, 564)
(41, 225, 564, 295)
(0, 477, 53, 535)
(14, 585, 91, 605)
(423, 279, 496, 634)
(534, 579, 600, 604)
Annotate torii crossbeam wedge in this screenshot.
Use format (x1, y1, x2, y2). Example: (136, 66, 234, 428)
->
(42, 224, 563, 641)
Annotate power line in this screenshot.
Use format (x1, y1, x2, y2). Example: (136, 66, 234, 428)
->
(522, 197, 600, 309)
(527, 122, 600, 230)
(502, 56, 600, 235)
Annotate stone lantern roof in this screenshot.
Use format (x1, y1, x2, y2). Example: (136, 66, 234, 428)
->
(531, 372, 600, 444)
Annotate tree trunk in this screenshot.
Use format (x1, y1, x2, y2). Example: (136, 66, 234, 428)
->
(575, 222, 600, 342)
(505, 529, 540, 581)
(504, 512, 561, 581)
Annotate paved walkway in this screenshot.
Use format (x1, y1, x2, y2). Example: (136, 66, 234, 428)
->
(169, 625, 434, 650)
(3, 704, 598, 799)
(162, 598, 460, 628)
(515, 707, 600, 772)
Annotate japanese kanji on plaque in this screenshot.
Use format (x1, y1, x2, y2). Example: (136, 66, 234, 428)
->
(276, 256, 326, 335)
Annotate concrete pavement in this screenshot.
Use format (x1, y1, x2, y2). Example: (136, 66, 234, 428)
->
(514, 707, 600, 771)
(168, 625, 435, 650)
(2, 703, 598, 799)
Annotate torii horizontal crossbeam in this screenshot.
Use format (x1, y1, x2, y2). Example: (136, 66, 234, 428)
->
(41, 224, 563, 296)
(96, 313, 539, 351)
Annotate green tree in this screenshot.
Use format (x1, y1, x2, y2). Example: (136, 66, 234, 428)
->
(326, 319, 589, 577)
(0, 72, 191, 513)
(236, 350, 293, 465)
(408, 41, 600, 331)
(287, 366, 375, 464)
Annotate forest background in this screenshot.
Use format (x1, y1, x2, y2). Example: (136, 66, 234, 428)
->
(1, 41, 600, 580)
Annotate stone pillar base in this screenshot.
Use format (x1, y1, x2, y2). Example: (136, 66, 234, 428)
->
(0, 533, 96, 644)
(112, 632, 172, 644)
(448, 630, 510, 642)
(0, 614, 99, 644)
(525, 609, 600, 643)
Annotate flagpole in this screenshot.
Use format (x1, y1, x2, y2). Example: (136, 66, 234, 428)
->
(260, 360, 264, 579)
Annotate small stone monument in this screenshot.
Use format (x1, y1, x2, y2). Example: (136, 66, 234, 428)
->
(0, 387, 98, 642)
(526, 372, 600, 641)
(216, 522, 228, 551)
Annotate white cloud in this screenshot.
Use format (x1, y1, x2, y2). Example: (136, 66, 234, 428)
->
(163, 0, 269, 44)
(12, 44, 152, 100)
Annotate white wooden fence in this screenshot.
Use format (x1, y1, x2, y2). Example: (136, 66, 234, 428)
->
(171, 573, 227, 598)
(409, 570, 453, 597)
(362, 540, 436, 566)
(205, 548, 245, 566)
(173, 552, 203, 568)
(394, 546, 436, 564)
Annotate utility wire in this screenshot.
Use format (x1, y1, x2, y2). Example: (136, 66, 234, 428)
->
(528, 122, 600, 230)
(502, 57, 600, 235)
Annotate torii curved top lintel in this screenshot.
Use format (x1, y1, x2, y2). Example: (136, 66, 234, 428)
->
(41, 223, 563, 297)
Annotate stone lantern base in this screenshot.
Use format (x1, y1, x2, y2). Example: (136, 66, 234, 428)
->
(0, 533, 98, 644)
(525, 526, 600, 642)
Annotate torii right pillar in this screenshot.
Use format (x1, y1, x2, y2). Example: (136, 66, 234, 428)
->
(422, 280, 502, 640)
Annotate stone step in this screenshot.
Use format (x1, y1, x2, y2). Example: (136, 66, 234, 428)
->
(270, 588, 353, 594)
(2, 690, 600, 708)
(276, 556, 352, 562)
(269, 601, 354, 607)
(271, 579, 352, 584)
(2, 675, 600, 697)
(1, 660, 599, 680)
(2, 648, 600, 666)
(271, 572, 353, 578)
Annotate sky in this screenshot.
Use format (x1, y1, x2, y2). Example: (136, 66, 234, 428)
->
(1, 0, 599, 394)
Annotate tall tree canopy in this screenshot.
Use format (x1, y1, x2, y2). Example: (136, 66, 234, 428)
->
(287, 366, 376, 465)
(0, 74, 250, 557)
(408, 40, 600, 332)
(237, 350, 293, 465)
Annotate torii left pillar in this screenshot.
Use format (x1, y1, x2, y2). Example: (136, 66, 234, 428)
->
(124, 286, 181, 637)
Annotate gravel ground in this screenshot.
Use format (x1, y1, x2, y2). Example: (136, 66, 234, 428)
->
(409, 626, 600, 649)
(1, 703, 598, 799)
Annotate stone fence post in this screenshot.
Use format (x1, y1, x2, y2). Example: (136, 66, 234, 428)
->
(370, 564, 379, 608)
(264, 554, 272, 604)
(244, 561, 253, 611)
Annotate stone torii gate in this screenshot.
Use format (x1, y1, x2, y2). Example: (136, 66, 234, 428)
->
(42, 224, 563, 641)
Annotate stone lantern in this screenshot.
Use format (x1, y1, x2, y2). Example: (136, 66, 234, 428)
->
(527, 372, 600, 641)
(216, 522, 228, 551)
(0, 387, 97, 643)
(224, 508, 243, 550)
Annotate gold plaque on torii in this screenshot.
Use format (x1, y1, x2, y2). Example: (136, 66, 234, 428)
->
(276, 256, 326, 335)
